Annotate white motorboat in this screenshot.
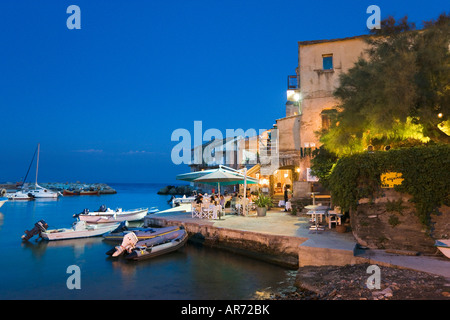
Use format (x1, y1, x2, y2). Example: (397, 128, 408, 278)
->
(6, 190, 34, 201)
(435, 240, 450, 259)
(22, 220, 120, 241)
(75, 206, 149, 224)
(27, 184, 59, 199)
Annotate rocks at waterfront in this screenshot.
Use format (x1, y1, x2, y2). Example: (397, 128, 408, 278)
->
(157, 185, 193, 196)
(45, 182, 117, 194)
(267, 263, 450, 300)
(0, 182, 117, 194)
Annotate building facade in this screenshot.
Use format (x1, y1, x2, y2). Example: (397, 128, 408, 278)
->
(272, 35, 370, 199)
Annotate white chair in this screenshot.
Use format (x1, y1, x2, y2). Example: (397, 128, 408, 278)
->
(201, 204, 212, 219)
(192, 204, 201, 218)
(327, 210, 342, 229)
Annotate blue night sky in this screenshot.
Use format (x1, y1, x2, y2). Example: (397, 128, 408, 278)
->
(0, 0, 448, 184)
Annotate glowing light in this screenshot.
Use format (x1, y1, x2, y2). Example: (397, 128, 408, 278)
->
(438, 113, 443, 118)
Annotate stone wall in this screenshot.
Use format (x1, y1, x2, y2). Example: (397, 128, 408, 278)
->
(351, 189, 450, 254)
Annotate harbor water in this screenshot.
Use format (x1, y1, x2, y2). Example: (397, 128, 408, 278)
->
(0, 183, 292, 300)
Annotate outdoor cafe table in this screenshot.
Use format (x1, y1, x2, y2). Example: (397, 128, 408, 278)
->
(305, 205, 329, 231)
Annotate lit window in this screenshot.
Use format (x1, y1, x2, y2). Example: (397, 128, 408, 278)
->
(322, 54, 333, 70)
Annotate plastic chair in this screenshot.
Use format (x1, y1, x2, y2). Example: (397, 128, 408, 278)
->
(201, 204, 213, 219)
(192, 204, 201, 218)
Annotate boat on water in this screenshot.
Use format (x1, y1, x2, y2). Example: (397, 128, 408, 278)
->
(63, 189, 99, 196)
(106, 227, 188, 260)
(0, 190, 9, 207)
(10, 144, 59, 199)
(0, 197, 7, 208)
(22, 219, 120, 241)
(74, 205, 149, 224)
(435, 240, 450, 259)
(7, 190, 35, 201)
(28, 184, 60, 199)
(103, 223, 182, 241)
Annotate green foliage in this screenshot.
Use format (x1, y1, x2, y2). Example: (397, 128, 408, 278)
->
(310, 147, 338, 189)
(385, 199, 406, 215)
(388, 215, 401, 228)
(253, 193, 273, 208)
(321, 14, 450, 155)
(326, 144, 450, 230)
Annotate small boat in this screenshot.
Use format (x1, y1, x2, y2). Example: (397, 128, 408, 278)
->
(106, 227, 188, 260)
(7, 190, 35, 201)
(27, 184, 59, 199)
(103, 222, 182, 241)
(22, 220, 120, 241)
(0, 190, 7, 207)
(435, 240, 450, 259)
(74, 205, 148, 224)
(0, 197, 8, 208)
(63, 189, 99, 196)
(27, 144, 59, 199)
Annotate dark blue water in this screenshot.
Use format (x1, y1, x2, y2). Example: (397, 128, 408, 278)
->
(0, 183, 290, 300)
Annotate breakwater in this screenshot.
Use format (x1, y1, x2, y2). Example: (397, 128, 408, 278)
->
(157, 184, 193, 196)
(0, 182, 117, 194)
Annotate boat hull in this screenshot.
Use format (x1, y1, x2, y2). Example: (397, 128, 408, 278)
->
(103, 226, 181, 241)
(0, 198, 7, 208)
(28, 190, 59, 198)
(79, 208, 148, 224)
(7, 191, 34, 201)
(435, 240, 450, 259)
(125, 229, 188, 261)
(41, 223, 120, 241)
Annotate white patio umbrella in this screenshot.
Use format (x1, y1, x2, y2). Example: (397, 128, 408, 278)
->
(193, 168, 258, 216)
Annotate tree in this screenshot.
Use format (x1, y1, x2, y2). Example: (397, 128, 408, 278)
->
(321, 14, 450, 155)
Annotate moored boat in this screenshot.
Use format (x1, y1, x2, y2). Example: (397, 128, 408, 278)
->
(106, 227, 188, 260)
(435, 240, 450, 259)
(0, 190, 8, 207)
(103, 223, 182, 241)
(74, 205, 148, 224)
(0, 197, 7, 208)
(63, 189, 99, 196)
(22, 220, 120, 241)
(27, 184, 59, 199)
(7, 190, 35, 201)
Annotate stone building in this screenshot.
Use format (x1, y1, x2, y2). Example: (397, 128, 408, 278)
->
(268, 35, 370, 199)
(184, 35, 372, 200)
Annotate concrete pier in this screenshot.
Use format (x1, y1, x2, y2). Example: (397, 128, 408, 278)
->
(144, 204, 450, 278)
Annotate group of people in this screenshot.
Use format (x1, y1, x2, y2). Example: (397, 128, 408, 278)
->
(194, 193, 227, 207)
(193, 191, 256, 215)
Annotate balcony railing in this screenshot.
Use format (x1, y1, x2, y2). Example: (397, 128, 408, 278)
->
(287, 75, 298, 90)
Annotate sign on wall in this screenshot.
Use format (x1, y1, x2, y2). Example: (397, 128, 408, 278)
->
(381, 172, 404, 188)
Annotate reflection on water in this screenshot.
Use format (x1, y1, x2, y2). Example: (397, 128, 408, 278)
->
(22, 237, 105, 259)
(0, 184, 291, 300)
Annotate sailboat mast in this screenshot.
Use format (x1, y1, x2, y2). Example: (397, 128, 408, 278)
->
(35, 143, 40, 187)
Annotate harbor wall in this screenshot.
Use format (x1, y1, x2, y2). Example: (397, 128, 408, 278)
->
(352, 189, 450, 254)
(145, 216, 308, 269)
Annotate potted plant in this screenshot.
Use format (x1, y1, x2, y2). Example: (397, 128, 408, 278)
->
(254, 193, 272, 217)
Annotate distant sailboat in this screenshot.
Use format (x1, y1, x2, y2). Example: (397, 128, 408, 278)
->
(8, 144, 59, 200)
(27, 144, 59, 199)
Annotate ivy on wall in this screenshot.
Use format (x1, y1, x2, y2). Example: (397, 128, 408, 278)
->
(312, 144, 450, 229)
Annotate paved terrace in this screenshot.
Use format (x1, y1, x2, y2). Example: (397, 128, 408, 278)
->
(145, 204, 450, 279)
